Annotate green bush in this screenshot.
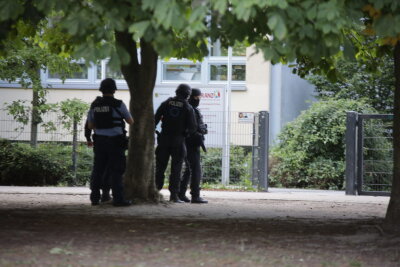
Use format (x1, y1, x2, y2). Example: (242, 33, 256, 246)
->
(0, 139, 69, 185)
(0, 139, 93, 186)
(201, 146, 252, 184)
(201, 148, 222, 183)
(269, 99, 387, 190)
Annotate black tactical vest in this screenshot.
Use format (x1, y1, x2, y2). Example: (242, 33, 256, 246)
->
(90, 97, 124, 129)
(161, 97, 189, 135)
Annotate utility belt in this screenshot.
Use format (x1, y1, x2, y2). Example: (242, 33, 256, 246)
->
(93, 134, 125, 140)
(159, 132, 186, 137)
(93, 134, 128, 150)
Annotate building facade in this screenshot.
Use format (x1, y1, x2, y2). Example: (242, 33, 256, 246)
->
(0, 45, 315, 144)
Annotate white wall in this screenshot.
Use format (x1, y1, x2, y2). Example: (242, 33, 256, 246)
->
(0, 87, 131, 109)
(230, 46, 270, 113)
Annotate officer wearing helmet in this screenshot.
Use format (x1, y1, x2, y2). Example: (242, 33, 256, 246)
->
(87, 78, 133, 207)
(155, 83, 197, 202)
(84, 119, 112, 203)
(179, 88, 208, 203)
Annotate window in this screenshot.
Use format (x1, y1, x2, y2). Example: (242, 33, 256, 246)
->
(96, 63, 102, 80)
(232, 64, 246, 81)
(210, 64, 246, 81)
(162, 64, 201, 81)
(105, 64, 124, 80)
(48, 63, 88, 79)
(210, 40, 247, 57)
(210, 64, 227, 81)
(96, 61, 124, 80)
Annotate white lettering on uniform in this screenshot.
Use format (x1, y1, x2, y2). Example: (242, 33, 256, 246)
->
(169, 101, 183, 107)
(94, 106, 110, 112)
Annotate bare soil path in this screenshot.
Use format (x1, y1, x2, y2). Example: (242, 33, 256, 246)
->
(0, 187, 398, 266)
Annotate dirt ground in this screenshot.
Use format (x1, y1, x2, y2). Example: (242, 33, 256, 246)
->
(0, 187, 399, 267)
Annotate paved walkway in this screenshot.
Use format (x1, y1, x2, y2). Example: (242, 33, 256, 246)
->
(0, 186, 389, 205)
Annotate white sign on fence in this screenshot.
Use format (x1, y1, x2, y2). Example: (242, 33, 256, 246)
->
(153, 85, 226, 147)
(238, 112, 254, 123)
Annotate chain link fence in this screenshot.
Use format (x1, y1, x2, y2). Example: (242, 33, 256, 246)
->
(0, 109, 269, 190)
(0, 111, 86, 143)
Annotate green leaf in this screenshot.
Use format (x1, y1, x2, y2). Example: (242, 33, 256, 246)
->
(188, 5, 207, 24)
(142, 0, 159, 11)
(343, 38, 355, 60)
(268, 13, 287, 40)
(321, 23, 332, 34)
(234, 6, 254, 22)
(266, 0, 287, 8)
(374, 14, 397, 37)
(187, 21, 207, 38)
(212, 0, 228, 14)
(277, 0, 288, 9)
(128, 21, 151, 39)
(153, 1, 183, 30)
(306, 5, 317, 20)
(35, 0, 56, 12)
(0, 1, 24, 20)
(267, 13, 278, 29)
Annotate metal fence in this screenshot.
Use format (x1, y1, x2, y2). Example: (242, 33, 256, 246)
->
(345, 112, 393, 196)
(0, 110, 86, 143)
(0, 109, 269, 190)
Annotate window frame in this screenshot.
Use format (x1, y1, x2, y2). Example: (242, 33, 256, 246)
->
(160, 59, 203, 83)
(1, 52, 247, 91)
(45, 59, 93, 84)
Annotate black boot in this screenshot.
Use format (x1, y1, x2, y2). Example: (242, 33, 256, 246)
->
(170, 194, 184, 203)
(178, 194, 190, 203)
(113, 199, 132, 207)
(101, 192, 112, 203)
(90, 190, 100, 206)
(191, 196, 208, 204)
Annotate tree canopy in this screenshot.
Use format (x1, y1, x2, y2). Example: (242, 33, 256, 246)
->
(0, 17, 80, 146)
(306, 56, 394, 113)
(0, 0, 399, 231)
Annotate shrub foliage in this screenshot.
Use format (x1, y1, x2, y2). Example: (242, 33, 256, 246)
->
(0, 139, 92, 186)
(269, 99, 388, 190)
(201, 146, 252, 184)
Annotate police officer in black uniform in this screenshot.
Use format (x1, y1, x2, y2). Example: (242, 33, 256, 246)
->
(155, 84, 197, 203)
(87, 78, 133, 206)
(84, 120, 111, 203)
(179, 88, 208, 203)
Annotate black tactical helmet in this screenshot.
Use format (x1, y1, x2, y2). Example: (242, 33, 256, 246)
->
(175, 83, 192, 98)
(191, 88, 202, 97)
(99, 78, 117, 93)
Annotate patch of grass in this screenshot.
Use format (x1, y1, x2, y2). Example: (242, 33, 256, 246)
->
(349, 260, 362, 267)
(202, 182, 259, 192)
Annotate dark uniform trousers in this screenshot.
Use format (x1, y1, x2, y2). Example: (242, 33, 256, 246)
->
(90, 135, 126, 203)
(180, 143, 201, 197)
(155, 134, 186, 194)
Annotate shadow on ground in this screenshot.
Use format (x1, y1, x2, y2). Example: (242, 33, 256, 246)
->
(0, 190, 398, 266)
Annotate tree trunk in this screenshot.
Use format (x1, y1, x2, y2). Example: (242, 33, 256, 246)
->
(384, 42, 400, 232)
(71, 118, 78, 182)
(30, 89, 39, 147)
(115, 31, 160, 202)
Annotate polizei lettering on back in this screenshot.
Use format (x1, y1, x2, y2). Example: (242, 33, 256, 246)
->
(169, 101, 183, 107)
(94, 106, 110, 112)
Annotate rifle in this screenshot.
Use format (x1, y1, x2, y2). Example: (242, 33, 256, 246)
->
(200, 136, 207, 153)
(199, 123, 207, 153)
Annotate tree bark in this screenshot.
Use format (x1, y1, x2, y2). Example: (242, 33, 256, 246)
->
(71, 118, 78, 182)
(115, 31, 160, 202)
(30, 89, 39, 147)
(384, 42, 400, 232)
